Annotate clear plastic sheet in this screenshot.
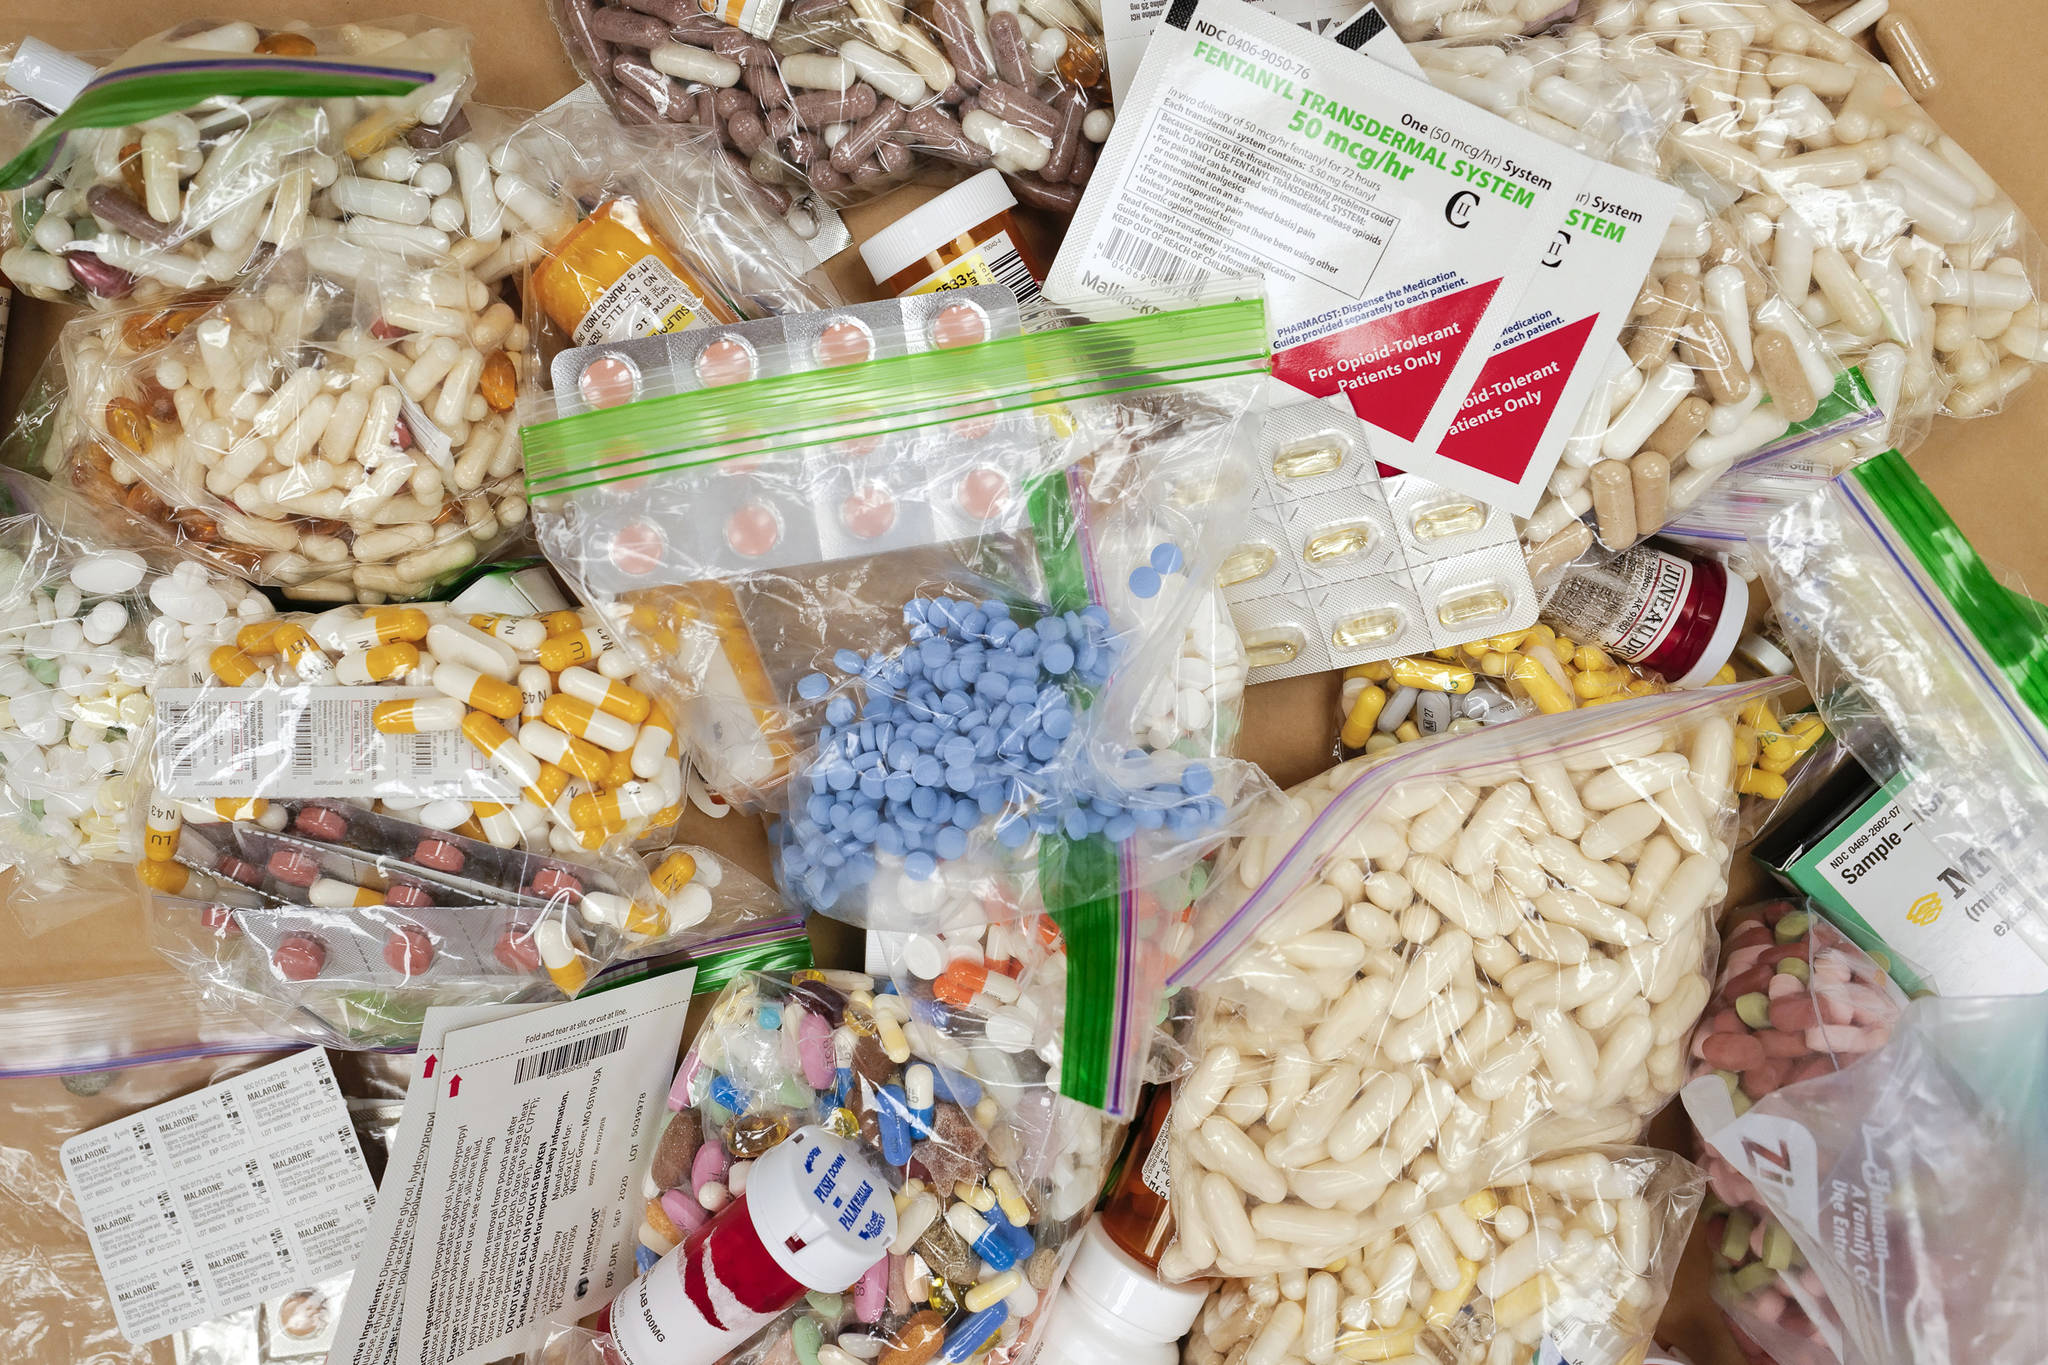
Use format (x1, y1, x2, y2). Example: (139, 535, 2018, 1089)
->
(1683, 899, 1905, 1365)
(0, 20, 477, 306)
(550, 0, 1114, 214)
(1182, 1145, 1705, 1365)
(1163, 680, 1793, 1276)
(1686, 993, 2048, 1365)
(611, 967, 1123, 1365)
(1754, 449, 2048, 979)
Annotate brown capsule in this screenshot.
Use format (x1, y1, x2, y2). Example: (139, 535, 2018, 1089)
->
(1057, 31, 1104, 88)
(1524, 519, 1594, 587)
(1589, 460, 1637, 550)
(792, 83, 877, 127)
(976, 81, 1060, 138)
(87, 184, 175, 247)
(904, 105, 988, 165)
(829, 99, 909, 174)
(726, 1110, 790, 1158)
(1005, 173, 1082, 213)
(987, 10, 1032, 87)
(1631, 451, 1671, 536)
(589, 7, 670, 47)
(879, 1311, 946, 1365)
(1643, 394, 1712, 459)
(1754, 330, 1820, 424)
(255, 31, 319, 56)
(103, 397, 155, 455)
(651, 1109, 703, 1189)
(1876, 15, 1940, 101)
(556, 0, 613, 74)
(479, 351, 518, 412)
(1626, 283, 1689, 367)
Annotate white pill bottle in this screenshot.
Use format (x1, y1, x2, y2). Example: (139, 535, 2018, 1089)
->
(1031, 1220, 1211, 1365)
(600, 1126, 894, 1365)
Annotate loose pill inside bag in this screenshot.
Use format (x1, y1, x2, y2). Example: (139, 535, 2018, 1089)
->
(1160, 679, 1796, 1280)
(1691, 993, 2048, 1365)
(552, 0, 1114, 214)
(651, 968, 1124, 1364)
(55, 248, 532, 600)
(1185, 1144, 1706, 1365)
(1683, 900, 1906, 1365)
(0, 19, 478, 308)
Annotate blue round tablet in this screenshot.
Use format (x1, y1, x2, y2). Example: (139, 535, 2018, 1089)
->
(1128, 565, 1162, 599)
(797, 672, 831, 700)
(1150, 542, 1185, 574)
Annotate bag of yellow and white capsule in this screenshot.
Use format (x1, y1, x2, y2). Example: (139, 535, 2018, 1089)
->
(1183, 1145, 1706, 1365)
(1158, 680, 1793, 1281)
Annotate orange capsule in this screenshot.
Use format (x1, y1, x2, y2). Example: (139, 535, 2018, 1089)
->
(934, 962, 990, 1007)
(537, 630, 612, 673)
(538, 610, 585, 637)
(236, 621, 286, 654)
(210, 646, 262, 685)
(136, 859, 190, 894)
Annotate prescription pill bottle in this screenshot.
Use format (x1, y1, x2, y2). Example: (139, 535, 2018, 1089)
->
(1539, 540, 1747, 687)
(532, 198, 740, 346)
(601, 1126, 893, 1365)
(1097, 1083, 1175, 1269)
(1032, 1222, 1210, 1365)
(858, 169, 1049, 304)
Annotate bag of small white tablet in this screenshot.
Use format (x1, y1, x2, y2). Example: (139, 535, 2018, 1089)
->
(523, 294, 1275, 934)
(55, 248, 531, 601)
(1183, 1145, 1705, 1365)
(1685, 994, 2048, 1365)
(1159, 679, 1793, 1278)
(1754, 449, 2048, 979)
(0, 18, 477, 305)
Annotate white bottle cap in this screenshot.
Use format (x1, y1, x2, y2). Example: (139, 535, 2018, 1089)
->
(6, 38, 96, 114)
(859, 169, 1019, 287)
(1036, 1221, 1211, 1359)
(1734, 629, 1795, 678)
(747, 1125, 898, 1292)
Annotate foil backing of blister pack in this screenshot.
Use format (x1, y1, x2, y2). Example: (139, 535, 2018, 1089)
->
(1221, 403, 1538, 680)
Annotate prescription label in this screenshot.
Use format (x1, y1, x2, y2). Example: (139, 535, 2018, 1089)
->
(905, 230, 1045, 314)
(153, 686, 506, 802)
(61, 1051, 376, 1347)
(574, 255, 706, 347)
(1140, 1111, 1173, 1199)
(1051, 0, 1597, 464)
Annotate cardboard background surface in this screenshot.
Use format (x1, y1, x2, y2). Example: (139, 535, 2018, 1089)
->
(2, 1, 2043, 1360)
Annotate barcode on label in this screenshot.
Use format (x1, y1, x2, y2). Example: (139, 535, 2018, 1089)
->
(989, 244, 1042, 308)
(1101, 227, 1206, 286)
(513, 1026, 628, 1085)
(290, 707, 316, 775)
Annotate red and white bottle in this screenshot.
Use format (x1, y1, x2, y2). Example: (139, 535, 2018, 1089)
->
(1540, 541, 1748, 687)
(600, 1126, 895, 1365)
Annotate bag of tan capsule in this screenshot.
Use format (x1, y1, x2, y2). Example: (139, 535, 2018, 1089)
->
(1182, 1144, 1706, 1365)
(55, 246, 535, 602)
(1157, 679, 1795, 1280)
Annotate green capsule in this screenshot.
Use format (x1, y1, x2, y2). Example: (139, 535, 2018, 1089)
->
(805, 1291, 844, 1318)
(1734, 992, 1773, 1029)
(791, 1316, 823, 1365)
(26, 656, 59, 685)
(777, 1073, 815, 1108)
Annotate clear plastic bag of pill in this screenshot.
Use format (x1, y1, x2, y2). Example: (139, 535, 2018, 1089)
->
(57, 247, 533, 600)
(494, 95, 844, 336)
(650, 967, 1119, 1363)
(526, 295, 1277, 916)
(1185, 1144, 1705, 1365)
(1678, 900, 1905, 1365)
(1690, 993, 2048, 1365)
(1754, 450, 2048, 980)
(1158, 678, 1796, 1277)
(0, 19, 478, 308)
(549, 0, 1113, 217)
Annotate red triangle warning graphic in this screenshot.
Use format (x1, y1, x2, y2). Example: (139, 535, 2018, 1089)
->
(1436, 312, 1602, 481)
(1271, 279, 1501, 441)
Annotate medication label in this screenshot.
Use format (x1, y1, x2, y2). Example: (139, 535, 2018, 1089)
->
(153, 686, 506, 802)
(1051, 0, 1596, 461)
(60, 1051, 377, 1347)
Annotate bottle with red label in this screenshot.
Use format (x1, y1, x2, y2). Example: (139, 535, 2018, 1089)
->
(597, 1125, 894, 1365)
(1540, 540, 1748, 687)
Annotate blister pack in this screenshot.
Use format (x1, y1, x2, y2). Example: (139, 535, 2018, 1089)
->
(1222, 404, 1538, 683)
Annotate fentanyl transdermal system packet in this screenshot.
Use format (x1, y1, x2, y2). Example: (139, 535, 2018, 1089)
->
(1052, 0, 1677, 513)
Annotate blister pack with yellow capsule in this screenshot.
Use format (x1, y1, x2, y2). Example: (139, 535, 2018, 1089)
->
(1223, 404, 1539, 682)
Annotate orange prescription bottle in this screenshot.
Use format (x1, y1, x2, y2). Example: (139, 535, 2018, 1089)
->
(1098, 1083, 1176, 1268)
(858, 169, 1050, 302)
(531, 198, 741, 345)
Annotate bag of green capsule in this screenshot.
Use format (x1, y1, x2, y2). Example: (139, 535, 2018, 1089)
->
(1, 18, 476, 305)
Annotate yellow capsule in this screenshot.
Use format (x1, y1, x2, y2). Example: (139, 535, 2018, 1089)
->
(1389, 657, 1475, 694)
(624, 900, 669, 936)
(964, 1272, 1021, 1313)
(543, 694, 639, 750)
(1243, 626, 1304, 670)
(606, 745, 638, 788)
(1343, 661, 1393, 682)
(1478, 651, 1512, 677)
(988, 1168, 1031, 1226)
(373, 697, 466, 734)
(236, 621, 286, 653)
(1738, 768, 1789, 799)
(1303, 521, 1374, 565)
(1573, 644, 1614, 673)
(1740, 699, 1785, 734)
(1787, 715, 1827, 755)
(517, 721, 611, 783)
(338, 641, 420, 685)
(1732, 726, 1760, 765)
(1710, 662, 1740, 685)
(357, 607, 430, 644)
(1621, 677, 1663, 698)
(1340, 1319, 1422, 1361)
(538, 630, 610, 673)
(1572, 667, 1626, 699)
(534, 762, 571, 807)
(559, 666, 654, 723)
(1271, 435, 1346, 478)
(1339, 683, 1388, 749)
(538, 610, 585, 637)
(1394, 719, 1421, 743)
(1492, 1272, 1555, 1330)
(210, 646, 262, 685)
(1759, 751, 1796, 775)
(435, 663, 523, 720)
(1330, 610, 1402, 652)
(1436, 587, 1512, 629)
(568, 782, 666, 829)
(1761, 733, 1797, 765)
(534, 918, 589, 994)
(644, 801, 685, 829)
(214, 797, 267, 822)
(136, 858, 190, 894)
(274, 625, 333, 681)
(652, 850, 698, 896)
(1550, 636, 1577, 660)
(1461, 1190, 1500, 1219)
(1524, 624, 1557, 649)
(1426, 1258, 1481, 1323)
(1217, 543, 1278, 588)
(1412, 500, 1485, 539)
(1511, 654, 1575, 714)
(144, 798, 181, 861)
